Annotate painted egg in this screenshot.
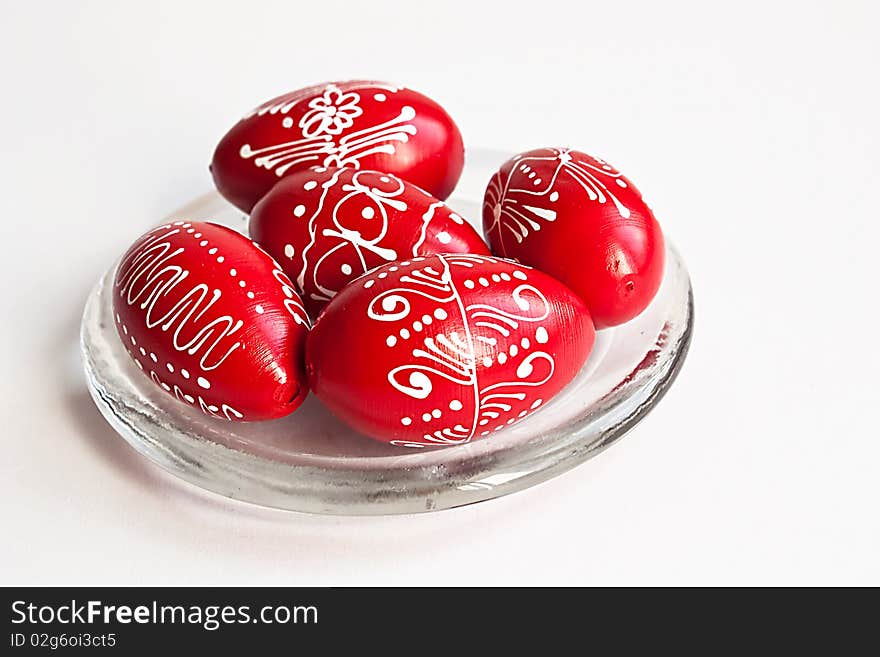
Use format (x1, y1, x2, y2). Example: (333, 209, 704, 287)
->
(113, 221, 311, 421)
(211, 81, 464, 213)
(483, 147, 665, 328)
(249, 166, 490, 316)
(306, 254, 595, 446)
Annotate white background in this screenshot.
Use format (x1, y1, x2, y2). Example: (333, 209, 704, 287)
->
(2, 0, 878, 585)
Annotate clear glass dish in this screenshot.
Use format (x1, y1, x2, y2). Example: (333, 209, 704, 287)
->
(80, 149, 694, 515)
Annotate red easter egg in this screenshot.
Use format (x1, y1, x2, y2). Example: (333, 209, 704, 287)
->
(483, 148, 665, 328)
(211, 81, 464, 212)
(113, 221, 310, 421)
(250, 166, 490, 316)
(306, 254, 595, 446)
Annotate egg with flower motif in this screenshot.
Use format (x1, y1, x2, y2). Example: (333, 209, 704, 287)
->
(113, 221, 311, 421)
(249, 166, 490, 316)
(306, 254, 595, 446)
(211, 81, 464, 212)
(483, 148, 665, 328)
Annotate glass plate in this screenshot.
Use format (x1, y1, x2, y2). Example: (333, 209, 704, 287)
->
(80, 149, 694, 515)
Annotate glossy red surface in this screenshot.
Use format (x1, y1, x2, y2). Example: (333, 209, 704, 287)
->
(306, 254, 595, 446)
(249, 166, 490, 316)
(112, 221, 310, 421)
(483, 148, 665, 328)
(211, 81, 464, 212)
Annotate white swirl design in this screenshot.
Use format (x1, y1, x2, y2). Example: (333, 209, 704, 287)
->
(363, 254, 558, 447)
(366, 253, 456, 323)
